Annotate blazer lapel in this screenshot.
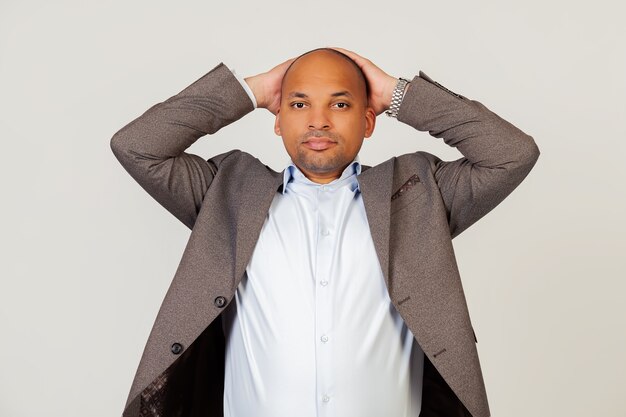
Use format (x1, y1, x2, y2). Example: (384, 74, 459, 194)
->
(357, 158, 395, 289)
(233, 165, 284, 286)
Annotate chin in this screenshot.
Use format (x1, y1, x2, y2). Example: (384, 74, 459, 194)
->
(298, 155, 347, 174)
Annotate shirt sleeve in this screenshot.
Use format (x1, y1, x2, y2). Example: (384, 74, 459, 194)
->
(230, 67, 258, 109)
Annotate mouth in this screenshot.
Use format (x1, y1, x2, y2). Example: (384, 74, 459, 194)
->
(302, 137, 337, 151)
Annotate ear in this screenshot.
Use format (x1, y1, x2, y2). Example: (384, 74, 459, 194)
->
(364, 106, 376, 138)
(274, 110, 281, 136)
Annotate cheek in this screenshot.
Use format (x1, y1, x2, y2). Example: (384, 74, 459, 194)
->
(278, 113, 301, 134)
(278, 123, 300, 151)
(280, 126, 299, 143)
(337, 116, 366, 137)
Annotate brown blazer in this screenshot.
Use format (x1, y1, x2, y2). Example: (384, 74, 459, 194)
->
(110, 62, 540, 417)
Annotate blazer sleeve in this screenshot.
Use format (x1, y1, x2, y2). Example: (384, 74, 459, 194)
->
(110, 62, 255, 229)
(396, 71, 540, 239)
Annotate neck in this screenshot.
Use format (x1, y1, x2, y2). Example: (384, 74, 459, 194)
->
(302, 171, 341, 184)
(296, 164, 347, 184)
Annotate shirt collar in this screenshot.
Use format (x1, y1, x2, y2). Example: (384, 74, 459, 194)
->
(281, 155, 362, 194)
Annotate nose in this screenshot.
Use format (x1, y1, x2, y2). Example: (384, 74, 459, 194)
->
(308, 107, 331, 130)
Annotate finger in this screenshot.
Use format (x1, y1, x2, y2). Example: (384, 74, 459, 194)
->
(327, 46, 361, 61)
(282, 57, 296, 66)
(271, 57, 296, 73)
(327, 46, 355, 55)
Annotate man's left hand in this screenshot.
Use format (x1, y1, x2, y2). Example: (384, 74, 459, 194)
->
(328, 47, 400, 116)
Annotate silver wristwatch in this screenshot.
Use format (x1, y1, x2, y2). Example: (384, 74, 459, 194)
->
(385, 77, 411, 118)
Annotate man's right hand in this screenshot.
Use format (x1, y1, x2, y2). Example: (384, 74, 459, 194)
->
(244, 57, 296, 115)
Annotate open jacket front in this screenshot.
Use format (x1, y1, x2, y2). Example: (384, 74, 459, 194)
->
(110, 63, 540, 417)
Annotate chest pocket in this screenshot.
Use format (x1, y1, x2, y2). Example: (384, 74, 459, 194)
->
(390, 174, 427, 214)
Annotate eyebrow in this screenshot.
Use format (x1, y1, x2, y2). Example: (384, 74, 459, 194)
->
(287, 90, 354, 99)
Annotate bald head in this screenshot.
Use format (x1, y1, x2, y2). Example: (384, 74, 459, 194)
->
(281, 48, 369, 106)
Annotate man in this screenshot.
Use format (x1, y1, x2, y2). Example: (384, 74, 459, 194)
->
(110, 47, 539, 417)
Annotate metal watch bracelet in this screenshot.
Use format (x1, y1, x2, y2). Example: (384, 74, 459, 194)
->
(385, 77, 411, 118)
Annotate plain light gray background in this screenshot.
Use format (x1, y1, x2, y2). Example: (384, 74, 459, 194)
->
(1, 0, 624, 416)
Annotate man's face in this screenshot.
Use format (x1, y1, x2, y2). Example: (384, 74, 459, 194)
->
(274, 51, 376, 184)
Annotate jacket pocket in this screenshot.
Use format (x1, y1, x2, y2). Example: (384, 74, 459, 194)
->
(390, 178, 427, 214)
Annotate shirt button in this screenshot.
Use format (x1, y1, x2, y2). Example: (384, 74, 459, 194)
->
(320, 280, 328, 286)
(321, 335, 329, 343)
(321, 229, 330, 236)
(322, 395, 330, 402)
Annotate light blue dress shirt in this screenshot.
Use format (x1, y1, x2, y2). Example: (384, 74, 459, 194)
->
(221, 151, 425, 416)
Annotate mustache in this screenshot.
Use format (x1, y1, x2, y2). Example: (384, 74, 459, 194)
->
(302, 131, 341, 142)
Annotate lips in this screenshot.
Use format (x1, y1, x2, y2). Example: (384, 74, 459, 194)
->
(303, 137, 337, 151)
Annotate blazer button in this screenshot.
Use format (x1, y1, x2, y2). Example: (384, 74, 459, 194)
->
(171, 342, 183, 355)
(214, 296, 227, 308)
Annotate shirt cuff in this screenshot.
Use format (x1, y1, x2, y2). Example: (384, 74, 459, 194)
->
(230, 67, 258, 109)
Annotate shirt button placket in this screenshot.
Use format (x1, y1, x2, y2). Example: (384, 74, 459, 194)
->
(315, 185, 334, 414)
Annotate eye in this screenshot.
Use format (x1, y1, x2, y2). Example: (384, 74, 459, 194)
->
(333, 102, 350, 109)
(290, 102, 307, 109)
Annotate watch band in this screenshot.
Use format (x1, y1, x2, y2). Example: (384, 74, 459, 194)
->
(385, 77, 411, 118)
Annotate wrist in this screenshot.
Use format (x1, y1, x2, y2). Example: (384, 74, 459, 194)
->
(384, 77, 411, 118)
(383, 77, 400, 112)
(244, 75, 266, 109)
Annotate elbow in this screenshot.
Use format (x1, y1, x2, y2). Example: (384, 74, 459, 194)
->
(508, 133, 540, 179)
(522, 134, 540, 168)
(110, 132, 125, 157)
(110, 132, 135, 168)
(497, 131, 540, 179)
